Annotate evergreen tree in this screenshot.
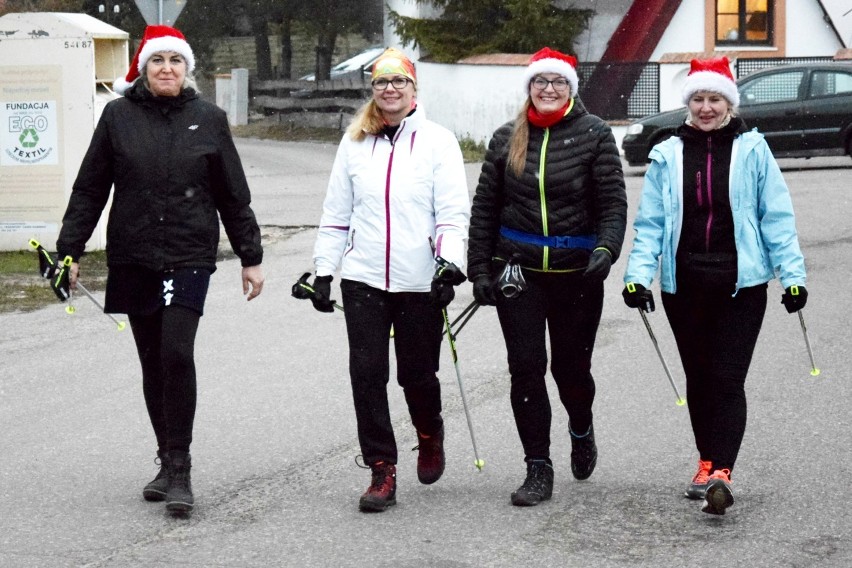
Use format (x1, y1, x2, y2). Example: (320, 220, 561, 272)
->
(389, 0, 593, 62)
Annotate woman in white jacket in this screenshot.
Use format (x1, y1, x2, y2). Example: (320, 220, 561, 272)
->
(310, 48, 470, 513)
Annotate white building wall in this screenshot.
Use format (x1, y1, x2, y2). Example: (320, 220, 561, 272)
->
(786, 1, 843, 55)
(650, 0, 707, 59)
(417, 62, 526, 145)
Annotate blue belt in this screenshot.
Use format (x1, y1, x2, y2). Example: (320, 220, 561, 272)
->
(500, 226, 596, 250)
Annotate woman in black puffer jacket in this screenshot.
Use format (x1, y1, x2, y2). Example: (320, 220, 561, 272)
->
(468, 47, 626, 507)
(56, 25, 264, 517)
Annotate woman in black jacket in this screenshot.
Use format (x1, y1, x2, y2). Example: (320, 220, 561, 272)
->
(56, 25, 264, 516)
(467, 47, 626, 506)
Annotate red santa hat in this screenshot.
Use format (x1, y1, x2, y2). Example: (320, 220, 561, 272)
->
(113, 25, 195, 96)
(521, 47, 579, 98)
(681, 56, 740, 107)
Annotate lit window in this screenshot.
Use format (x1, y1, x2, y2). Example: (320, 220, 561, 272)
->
(716, 0, 773, 45)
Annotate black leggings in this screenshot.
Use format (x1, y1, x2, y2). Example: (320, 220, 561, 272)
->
(662, 283, 767, 473)
(129, 305, 201, 454)
(495, 270, 603, 460)
(340, 279, 444, 466)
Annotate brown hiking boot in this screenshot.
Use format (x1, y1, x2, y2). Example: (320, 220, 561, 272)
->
(414, 427, 445, 485)
(359, 462, 397, 512)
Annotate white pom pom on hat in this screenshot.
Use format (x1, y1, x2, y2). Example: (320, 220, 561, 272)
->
(681, 56, 740, 107)
(521, 47, 580, 98)
(113, 25, 195, 96)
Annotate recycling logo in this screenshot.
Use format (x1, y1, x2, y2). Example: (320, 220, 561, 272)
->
(2, 99, 59, 166)
(19, 128, 39, 148)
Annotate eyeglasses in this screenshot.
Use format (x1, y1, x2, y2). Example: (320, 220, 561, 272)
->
(372, 77, 412, 90)
(531, 76, 570, 92)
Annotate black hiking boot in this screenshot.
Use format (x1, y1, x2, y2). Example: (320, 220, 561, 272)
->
(570, 424, 598, 480)
(415, 426, 445, 485)
(142, 450, 170, 502)
(511, 459, 554, 506)
(165, 451, 194, 514)
(359, 462, 396, 512)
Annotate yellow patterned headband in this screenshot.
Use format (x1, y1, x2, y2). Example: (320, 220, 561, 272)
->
(371, 48, 416, 85)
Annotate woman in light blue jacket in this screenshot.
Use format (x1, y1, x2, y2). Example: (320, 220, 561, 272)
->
(622, 57, 807, 516)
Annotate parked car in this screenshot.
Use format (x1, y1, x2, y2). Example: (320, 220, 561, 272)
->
(299, 45, 385, 81)
(621, 63, 852, 166)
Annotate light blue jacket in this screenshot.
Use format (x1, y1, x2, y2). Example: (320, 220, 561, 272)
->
(624, 130, 806, 294)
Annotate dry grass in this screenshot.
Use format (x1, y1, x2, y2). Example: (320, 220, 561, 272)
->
(0, 250, 107, 314)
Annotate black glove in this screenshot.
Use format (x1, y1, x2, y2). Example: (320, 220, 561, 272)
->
(430, 280, 455, 308)
(50, 261, 71, 302)
(472, 275, 497, 306)
(310, 275, 335, 313)
(622, 282, 655, 313)
(584, 248, 612, 280)
(430, 258, 466, 308)
(781, 285, 808, 313)
(291, 272, 313, 300)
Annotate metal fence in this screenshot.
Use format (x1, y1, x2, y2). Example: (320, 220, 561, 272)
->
(736, 56, 834, 78)
(577, 62, 660, 120)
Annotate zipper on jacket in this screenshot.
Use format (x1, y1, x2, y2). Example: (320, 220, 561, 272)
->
(539, 128, 551, 270)
(384, 142, 396, 290)
(704, 136, 713, 252)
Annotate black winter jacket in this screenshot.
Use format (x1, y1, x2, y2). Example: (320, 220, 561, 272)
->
(467, 98, 626, 280)
(57, 82, 263, 272)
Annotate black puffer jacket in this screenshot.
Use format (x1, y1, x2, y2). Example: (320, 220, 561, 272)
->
(57, 81, 262, 272)
(467, 98, 626, 280)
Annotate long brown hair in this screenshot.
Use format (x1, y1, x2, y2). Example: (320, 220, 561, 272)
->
(507, 98, 532, 177)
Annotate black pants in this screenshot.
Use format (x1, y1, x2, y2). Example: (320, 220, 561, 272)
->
(129, 305, 201, 454)
(662, 283, 767, 473)
(340, 279, 444, 466)
(495, 270, 603, 460)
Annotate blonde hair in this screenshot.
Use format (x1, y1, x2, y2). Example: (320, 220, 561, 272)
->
(346, 99, 386, 141)
(507, 98, 533, 177)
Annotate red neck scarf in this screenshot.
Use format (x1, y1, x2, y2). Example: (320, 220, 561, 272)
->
(527, 99, 574, 128)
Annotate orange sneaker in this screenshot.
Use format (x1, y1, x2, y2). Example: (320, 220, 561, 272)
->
(684, 459, 713, 500)
(701, 469, 734, 515)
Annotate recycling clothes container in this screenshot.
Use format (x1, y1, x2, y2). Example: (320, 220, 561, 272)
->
(0, 12, 128, 251)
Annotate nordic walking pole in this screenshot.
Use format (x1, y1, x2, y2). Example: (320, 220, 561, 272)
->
(797, 310, 820, 376)
(637, 309, 686, 406)
(442, 308, 484, 471)
(441, 300, 480, 338)
(73, 281, 126, 330)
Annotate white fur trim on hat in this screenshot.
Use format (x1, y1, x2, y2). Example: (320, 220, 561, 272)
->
(522, 58, 579, 98)
(112, 77, 131, 96)
(137, 36, 195, 74)
(681, 70, 740, 107)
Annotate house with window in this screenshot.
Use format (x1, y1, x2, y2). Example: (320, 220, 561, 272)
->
(385, 0, 850, 144)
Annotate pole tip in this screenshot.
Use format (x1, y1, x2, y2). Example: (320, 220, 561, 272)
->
(810, 368, 821, 376)
(474, 459, 485, 471)
(676, 398, 686, 406)
(117, 321, 127, 331)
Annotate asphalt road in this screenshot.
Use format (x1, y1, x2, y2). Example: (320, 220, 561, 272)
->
(1, 140, 850, 568)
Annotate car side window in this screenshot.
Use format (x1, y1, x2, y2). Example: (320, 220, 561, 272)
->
(739, 71, 804, 106)
(808, 70, 852, 99)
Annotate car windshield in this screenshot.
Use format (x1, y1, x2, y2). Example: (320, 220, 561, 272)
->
(333, 47, 384, 72)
